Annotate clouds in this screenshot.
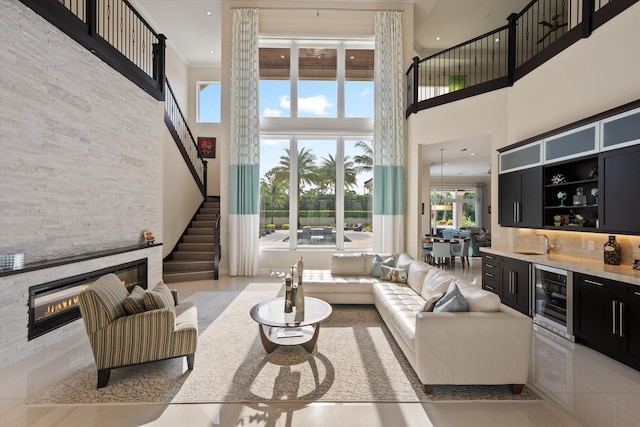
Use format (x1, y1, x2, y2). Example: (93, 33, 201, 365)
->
(262, 94, 337, 117)
(359, 88, 373, 96)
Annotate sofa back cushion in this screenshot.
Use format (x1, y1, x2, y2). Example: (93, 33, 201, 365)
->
(456, 280, 501, 312)
(395, 253, 415, 270)
(330, 253, 367, 276)
(407, 260, 433, 294)
(420, 269, 456, 300)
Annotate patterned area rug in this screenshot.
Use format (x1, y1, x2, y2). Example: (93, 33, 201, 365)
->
(27, 282, 539, 404)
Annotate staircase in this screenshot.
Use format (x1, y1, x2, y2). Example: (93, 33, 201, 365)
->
(163, 198, 221, 283)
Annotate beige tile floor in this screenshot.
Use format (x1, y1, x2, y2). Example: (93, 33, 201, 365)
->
(1, 259, 639, 427)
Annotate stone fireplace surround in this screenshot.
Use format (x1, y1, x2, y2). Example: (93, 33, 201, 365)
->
(0, 245, 163, 370)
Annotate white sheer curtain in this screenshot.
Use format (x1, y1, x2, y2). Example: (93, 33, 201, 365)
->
(373, 10, 405, 253)
(228, 8, 260, 276)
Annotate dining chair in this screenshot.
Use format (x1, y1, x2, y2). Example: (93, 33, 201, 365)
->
(429, 241, 452, 268)
(450, 238, 470, 268)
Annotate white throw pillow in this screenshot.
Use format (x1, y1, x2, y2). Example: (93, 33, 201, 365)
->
(380, 265, 408, 283)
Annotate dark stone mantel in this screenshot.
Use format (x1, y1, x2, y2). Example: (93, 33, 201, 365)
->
(0, 243, 162, 278)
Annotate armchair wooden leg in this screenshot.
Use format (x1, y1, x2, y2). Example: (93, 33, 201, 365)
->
(423, 384, 434, 394)
(510, 384, 525, 394)
(186, 353, 195, 370)
(97, 368, 110, 389)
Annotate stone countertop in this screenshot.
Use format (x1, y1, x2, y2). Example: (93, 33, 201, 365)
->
(481, 247, 640, 286)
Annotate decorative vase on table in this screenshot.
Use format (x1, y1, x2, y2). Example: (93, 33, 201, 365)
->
(603, 236, 621, 265)
(284, 277, 293, 313)
(294, 257, 305, 321)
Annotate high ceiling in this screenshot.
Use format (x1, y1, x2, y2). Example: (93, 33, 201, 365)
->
(129, 0, 530, 180)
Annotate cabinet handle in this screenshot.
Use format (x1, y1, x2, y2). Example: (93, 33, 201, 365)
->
(619, 302, 624, 338)
(612, 300, 617, 335)
(484, 272, 495, 278)
(484, 263, 494, 269)
(485, 255, 494, 260)
(485, 285, 494, 291)
(635, 291, 640, 297)
(513, 202, 517, 223)
(585, 279, 603, 287)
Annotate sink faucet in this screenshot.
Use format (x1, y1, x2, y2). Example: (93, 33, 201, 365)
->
(536, 234, 553, 254)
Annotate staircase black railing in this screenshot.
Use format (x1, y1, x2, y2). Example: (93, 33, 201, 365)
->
(164, 78, 208, 197)
(406, 0, 638, 116)
(20, 0, 166, 100)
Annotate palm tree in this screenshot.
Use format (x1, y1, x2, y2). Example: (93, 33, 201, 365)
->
(318, 153, 357, 194)
(353, 140, 373, 174)
(273, 147, 318, 229)
(260, 169, 288, 225)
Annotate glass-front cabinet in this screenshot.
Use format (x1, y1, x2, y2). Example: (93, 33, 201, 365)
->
(600, 106, 640, 152)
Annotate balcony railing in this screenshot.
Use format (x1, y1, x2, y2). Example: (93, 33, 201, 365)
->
(20, 0, 166, 100)
(406, 0, 637, 116)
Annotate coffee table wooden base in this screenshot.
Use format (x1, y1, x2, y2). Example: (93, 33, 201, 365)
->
(258, 323, 321, 353)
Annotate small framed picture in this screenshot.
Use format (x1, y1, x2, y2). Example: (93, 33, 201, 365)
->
(198, 137, 216, 158)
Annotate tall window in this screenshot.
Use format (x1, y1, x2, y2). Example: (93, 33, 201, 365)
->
(197, 82, 221, 123)
(259, 39, 374, 249)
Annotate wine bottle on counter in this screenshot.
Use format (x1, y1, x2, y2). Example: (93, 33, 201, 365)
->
(603, 235, 621, 265)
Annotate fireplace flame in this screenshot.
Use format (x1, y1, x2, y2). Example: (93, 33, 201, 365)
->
(45, 296, 80, 316)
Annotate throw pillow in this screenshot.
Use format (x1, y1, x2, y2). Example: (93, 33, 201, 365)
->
(123, 285, 147, 315)
(370, 255, 396, 278)
(421, 291, 446, 312)
(433, 283, 469, 312)
(143, 281, 175, 310)
(380, 265, 408, 283)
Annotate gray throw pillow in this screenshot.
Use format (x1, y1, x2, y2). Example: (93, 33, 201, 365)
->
(123, 285, 147, 315)
(421, 291, 446, 312)
(370, 255, 396, 278)
(433, 283, 469, 312)
(143, 281, 175, 310)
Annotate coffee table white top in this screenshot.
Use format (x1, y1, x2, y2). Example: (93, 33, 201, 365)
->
(250, 297, 332, 328)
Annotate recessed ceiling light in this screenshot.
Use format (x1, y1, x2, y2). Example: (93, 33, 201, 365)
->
(280, 55, 285, 59)
(495, 38, 500, 42)
(470, 152, 475, 156)
(206, 11, 212, 16)
(209, 50, 215, 54)
(350, 56, 355, 60)
(436, 36, 441, 41)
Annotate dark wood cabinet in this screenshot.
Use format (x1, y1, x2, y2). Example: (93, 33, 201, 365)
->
(498, 166, 543, 228)
(482, 254, 531, 316)
(599, 144, 640, 234)
(481, 253, 500, 295)
(574, 273, 640, 370)
(500, 257, 531, 316)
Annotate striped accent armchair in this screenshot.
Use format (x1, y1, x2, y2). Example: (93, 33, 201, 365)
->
(78, 273, 198, 388)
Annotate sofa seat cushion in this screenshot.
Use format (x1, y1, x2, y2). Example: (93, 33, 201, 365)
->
(373, 282, 425, 350)
(174, 301, 198, 332)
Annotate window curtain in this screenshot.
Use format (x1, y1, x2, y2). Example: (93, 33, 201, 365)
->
(228, 8, 260, 276)
(373, 10, 405, 253)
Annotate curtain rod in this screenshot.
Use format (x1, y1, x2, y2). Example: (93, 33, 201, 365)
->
(231, 7, 404, 13)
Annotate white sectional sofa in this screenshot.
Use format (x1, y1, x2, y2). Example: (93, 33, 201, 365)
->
(302, 252, 533, 394)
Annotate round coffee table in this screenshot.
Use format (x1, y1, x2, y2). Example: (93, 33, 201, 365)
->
(250, 297, 332, 353)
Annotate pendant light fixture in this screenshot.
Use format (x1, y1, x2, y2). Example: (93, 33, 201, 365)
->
(432, 148, 452, 211)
